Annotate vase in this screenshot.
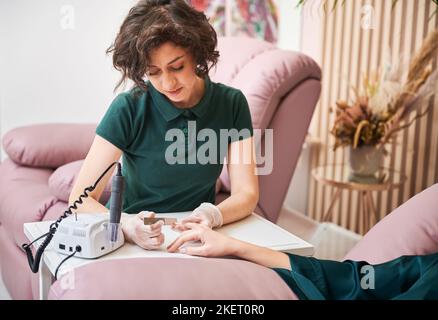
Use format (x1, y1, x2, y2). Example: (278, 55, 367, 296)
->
(348, 145, 384, 183)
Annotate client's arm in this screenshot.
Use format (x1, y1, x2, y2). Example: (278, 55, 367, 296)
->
(167, 223, 290, 270)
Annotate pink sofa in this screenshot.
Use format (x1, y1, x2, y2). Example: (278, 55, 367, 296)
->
(47, 182, 438, 299)
(0, 36, 322, 299)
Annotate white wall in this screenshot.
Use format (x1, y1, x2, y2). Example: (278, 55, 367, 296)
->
(276, 0, 301, 51)
(0, 1, 6, 160)
(299, 0, 323, 64)
(0, 0, 137, 160)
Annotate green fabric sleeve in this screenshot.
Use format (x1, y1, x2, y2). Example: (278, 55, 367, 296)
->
(229, 91, 253, 143)
(96, 93, 134, 150)
(273, 252, 438, 300)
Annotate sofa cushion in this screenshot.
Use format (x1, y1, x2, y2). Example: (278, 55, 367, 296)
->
(49, 160, 111, 204)
(344, 183, 438, 264)
(0, 159, 59, 246)
(48, 257, 297, 300)
(2, 123, 96, 169)
(0, 226, 35, 300)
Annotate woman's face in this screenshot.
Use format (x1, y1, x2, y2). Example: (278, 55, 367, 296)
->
(146, 42, 203, 108)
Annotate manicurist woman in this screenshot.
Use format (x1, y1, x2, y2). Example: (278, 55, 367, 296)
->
(70, 0, 258, 250)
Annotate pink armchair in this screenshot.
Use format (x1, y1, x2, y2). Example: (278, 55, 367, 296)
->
(0, 36, 322, 299)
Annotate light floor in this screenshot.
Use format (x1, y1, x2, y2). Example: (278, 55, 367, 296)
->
(277, 206, 362, 261)
(0, 267, 11, 300)
(0, 207, 361, 300)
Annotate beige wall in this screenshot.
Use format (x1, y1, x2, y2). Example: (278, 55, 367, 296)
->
(303, 0, 438, 234)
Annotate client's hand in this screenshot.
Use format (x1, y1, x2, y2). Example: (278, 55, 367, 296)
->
(172, 202, 223, 232)
(122, 211, 164, 250)
(167, 223, 236, 257)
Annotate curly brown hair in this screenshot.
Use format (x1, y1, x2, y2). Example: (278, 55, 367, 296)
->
(106, 0, 220, 93)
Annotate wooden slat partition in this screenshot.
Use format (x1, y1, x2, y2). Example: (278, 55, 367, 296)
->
(305, 0, 438, 234)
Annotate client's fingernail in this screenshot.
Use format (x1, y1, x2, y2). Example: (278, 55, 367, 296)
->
(179, 248, 186, 253)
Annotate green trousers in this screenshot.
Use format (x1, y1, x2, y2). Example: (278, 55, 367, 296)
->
(273, 252, 438, 300)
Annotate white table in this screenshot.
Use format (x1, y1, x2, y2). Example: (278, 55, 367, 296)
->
(24, 212, 314, 300)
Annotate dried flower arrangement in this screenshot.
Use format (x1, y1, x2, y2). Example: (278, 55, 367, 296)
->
(330, 28, 438, 151)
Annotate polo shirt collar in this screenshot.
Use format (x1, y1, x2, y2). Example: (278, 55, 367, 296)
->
(148, 76, 212, 122)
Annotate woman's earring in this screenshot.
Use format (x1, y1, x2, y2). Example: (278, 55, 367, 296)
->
(195, 65, 204, 76)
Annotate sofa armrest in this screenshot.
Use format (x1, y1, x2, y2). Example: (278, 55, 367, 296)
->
(344, 183, 438, 264)
(2, 123, 97, 169)
(48, 257, 297, 300)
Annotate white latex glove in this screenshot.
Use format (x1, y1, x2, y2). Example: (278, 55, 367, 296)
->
(121, 211, 164, 250)
(172, 202, 223, 232)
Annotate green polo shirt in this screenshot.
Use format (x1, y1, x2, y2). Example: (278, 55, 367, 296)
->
(96, 76, 253, 214)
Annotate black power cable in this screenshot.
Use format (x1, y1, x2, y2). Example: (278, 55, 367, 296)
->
(54, 245, 81, 280)
(21, 161, 120, 274)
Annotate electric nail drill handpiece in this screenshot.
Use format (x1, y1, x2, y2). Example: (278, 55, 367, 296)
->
(109, 162, 124, 246)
